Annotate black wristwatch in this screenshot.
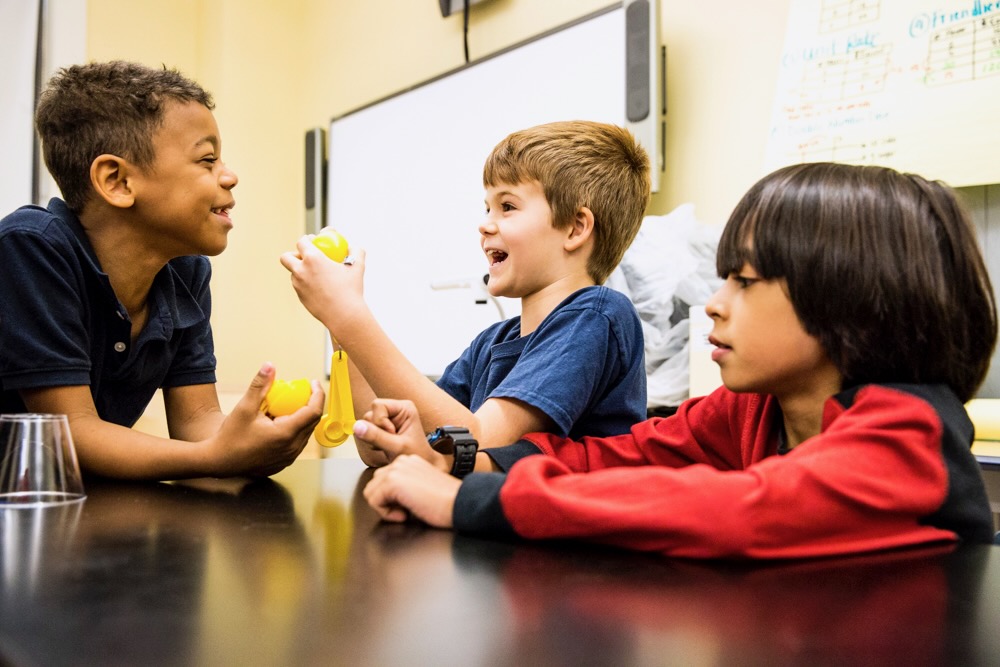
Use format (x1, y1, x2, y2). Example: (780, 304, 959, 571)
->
(427, 426, 479, 479)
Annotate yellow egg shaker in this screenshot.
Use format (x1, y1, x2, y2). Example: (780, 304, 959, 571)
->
(311, 228, 356, 447)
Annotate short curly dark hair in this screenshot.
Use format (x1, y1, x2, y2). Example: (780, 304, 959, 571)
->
(34, 60, 214, 213)
(716, 162, 997, 402)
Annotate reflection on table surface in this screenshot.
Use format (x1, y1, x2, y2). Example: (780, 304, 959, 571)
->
(2, 458, 999, 666)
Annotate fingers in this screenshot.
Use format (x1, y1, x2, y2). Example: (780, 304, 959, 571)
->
(354, 399, 419, 442)
(253, 362, 276, 389)
(362, 455, 459, 527)
(296, 234, 319, 257)
(278, 250, 300, 271)
(307, 379, 326, 411)
(271, 380, 324, 430)
(365, 400, 390, 424)
(249, 368, 323, 434)
(233, 363, 276, 418)
(279, 234, 317, 269)
(369, 398, 419, 429)
(349, 248, 367, 271)
(352, 418, 402, 455)
(362, 404, 398, 436)
(363, 458, 410, 522)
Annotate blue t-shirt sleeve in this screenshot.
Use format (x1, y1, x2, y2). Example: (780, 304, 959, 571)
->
(490, 296, 642, 436)
(436, 319, 514, 406)
(436, 341, 477, 407)
(435, 288, 645, 438)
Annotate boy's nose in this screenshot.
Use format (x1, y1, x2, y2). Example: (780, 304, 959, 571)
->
(220, 163, 238, 189)
(479, 217, 497, 235)
(704, 285, 726, 319)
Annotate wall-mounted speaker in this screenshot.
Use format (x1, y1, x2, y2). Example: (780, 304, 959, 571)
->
(624, 0, 664, 192)
(305, 127, 327, 235)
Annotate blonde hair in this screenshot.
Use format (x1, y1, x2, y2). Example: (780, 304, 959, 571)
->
(482, 121, 650, 284)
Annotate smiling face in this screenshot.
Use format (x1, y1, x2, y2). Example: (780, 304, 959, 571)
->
(480, 180, 571, 299)
(129, 100, 237, 258)
(705, 263, 842, 403)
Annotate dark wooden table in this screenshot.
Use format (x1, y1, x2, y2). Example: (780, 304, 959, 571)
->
(2, 458, 999, 666)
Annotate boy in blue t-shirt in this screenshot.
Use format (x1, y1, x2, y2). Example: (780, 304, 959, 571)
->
(281, 121, 650, 463)
(0, 61, 323, 480)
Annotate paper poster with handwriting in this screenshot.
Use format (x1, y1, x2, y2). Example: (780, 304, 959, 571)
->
(765, 0, 1000, 186)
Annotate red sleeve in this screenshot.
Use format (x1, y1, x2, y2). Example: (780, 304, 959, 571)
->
(500, 387, 958, 558)
(521, 388, 776, 472)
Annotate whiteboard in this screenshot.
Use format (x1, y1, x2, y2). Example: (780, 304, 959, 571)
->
(765, 0, 1000, 186)
(327, 5, 629, 377)
(0, 0, 39, 214)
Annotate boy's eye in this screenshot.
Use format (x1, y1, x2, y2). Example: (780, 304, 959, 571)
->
(501, 202, 515, 212)
(731, 274, 758, 289)
(201, 156, 217, 164)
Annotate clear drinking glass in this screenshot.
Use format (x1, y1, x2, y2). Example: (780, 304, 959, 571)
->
(0, 414, 85, 506)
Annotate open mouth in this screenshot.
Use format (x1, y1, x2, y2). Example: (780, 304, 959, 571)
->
(212, 206, 232, 219)
(486, 249, 508, 266)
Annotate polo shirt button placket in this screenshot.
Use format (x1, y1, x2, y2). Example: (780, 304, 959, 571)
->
(114, 342, 127, 353)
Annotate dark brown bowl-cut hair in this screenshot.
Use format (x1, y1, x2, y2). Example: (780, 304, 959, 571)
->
(716, 162, 997, 402)
(35, 60, 214, 213)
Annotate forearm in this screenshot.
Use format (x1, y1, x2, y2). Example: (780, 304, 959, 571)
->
(474, 433, 962, 558)
(347, 357, 389, 467)
(347, 356, 377, 421)
(162, 383, 230, 442)
(22, 367, 318, 481)
(69, 412, 220, 480)
(21, 384, 218, 479)
(323, 306, 476, 433)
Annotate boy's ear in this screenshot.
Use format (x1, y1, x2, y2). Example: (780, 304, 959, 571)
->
(90, 154, 136, 209)
(564, 206, 595, 252)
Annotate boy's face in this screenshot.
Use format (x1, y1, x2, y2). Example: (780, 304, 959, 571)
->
(705, 263, 841, 402)
(129, 101, 237, 257)
(480, 180, 567, 299)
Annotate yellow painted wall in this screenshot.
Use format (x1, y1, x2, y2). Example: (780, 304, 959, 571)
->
(84, 0, 791, 390)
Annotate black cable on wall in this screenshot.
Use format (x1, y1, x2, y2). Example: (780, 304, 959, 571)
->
(31, 0, 45, 205)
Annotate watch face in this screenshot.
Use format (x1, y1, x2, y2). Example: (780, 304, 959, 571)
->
(432, 435, 455, 456)
(429, 427, 474, 457)
(428, 427, 478, 479)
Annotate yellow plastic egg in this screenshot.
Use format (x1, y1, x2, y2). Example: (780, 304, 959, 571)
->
(263, 378, 312, 417)
(312, 228, 349, 263)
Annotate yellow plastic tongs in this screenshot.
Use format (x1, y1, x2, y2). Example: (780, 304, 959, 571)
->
(314, 349, 355, 447)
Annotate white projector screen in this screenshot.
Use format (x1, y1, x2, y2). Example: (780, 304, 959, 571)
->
(0, 0, 40, 215)
(327, 5, 630, 377)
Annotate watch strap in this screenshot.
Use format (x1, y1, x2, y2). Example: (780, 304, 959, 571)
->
(428, 426, 478, 479)
(450, 437, 478, 478)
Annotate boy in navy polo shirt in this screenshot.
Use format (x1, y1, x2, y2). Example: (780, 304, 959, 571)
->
(0, 61, 323, 480)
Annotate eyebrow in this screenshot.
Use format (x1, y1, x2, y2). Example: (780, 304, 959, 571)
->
(193, 135, 219, 151)
(487, 189, 520, 200)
